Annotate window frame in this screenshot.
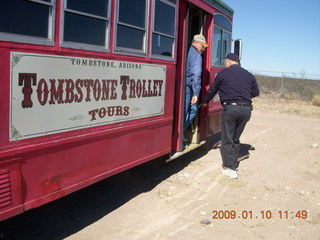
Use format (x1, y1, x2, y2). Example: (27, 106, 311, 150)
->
(212, 13, 232, 67)
(60, 0, 111, 52)
(151, 0, 177, 61)
(114, 0, 150, 56)
(0, 0, 55, 46)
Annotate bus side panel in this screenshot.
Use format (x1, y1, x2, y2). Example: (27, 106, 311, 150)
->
(0, 48, 175, 220)
(0, 119, 171, 221)
(206, 69, 223, 137)
(0, 48, 10, 147)
(207, 110, 222, 134)
(0, 159, 23, 221)
(19, 119, 171, 211)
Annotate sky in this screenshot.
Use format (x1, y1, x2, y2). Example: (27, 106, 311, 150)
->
(223, 0, 320, 78)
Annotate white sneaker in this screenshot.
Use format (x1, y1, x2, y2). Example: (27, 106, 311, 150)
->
(221, 168, 238, 179)
(221, 168, 229, 176)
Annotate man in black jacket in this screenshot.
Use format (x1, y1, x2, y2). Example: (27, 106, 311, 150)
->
(202, 53, 260, 179)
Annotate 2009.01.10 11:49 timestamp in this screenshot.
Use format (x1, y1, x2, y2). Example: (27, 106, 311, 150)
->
(212, 210, 308, 220)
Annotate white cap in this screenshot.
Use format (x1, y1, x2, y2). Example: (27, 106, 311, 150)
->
(193, 34, 209, 48)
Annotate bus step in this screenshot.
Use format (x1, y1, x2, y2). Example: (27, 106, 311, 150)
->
(168, 140, 206, 162)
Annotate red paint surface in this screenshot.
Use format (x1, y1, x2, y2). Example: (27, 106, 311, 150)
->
(0, 0, 229, 221)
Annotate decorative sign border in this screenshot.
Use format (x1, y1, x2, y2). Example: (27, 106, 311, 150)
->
(10, 52, 166, 141)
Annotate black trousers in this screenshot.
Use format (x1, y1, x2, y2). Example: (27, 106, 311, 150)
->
(220, 105, 252, 170)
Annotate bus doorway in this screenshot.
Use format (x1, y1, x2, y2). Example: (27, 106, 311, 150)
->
(184, 6, 206, 147)
(171, 3, 209, 158)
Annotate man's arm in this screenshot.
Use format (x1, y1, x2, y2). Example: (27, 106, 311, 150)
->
(251, 77, 260, 98)
(191, 54, 202, 98)
(203, 74, 222, 104)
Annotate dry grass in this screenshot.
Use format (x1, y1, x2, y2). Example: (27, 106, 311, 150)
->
(253, 94, 320, 119)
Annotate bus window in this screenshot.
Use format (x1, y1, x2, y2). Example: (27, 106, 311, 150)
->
(0, 0, 55, 45)
(151, 0, 177, 59)
(212, 14, 232, 66)
(115, 0, 148, 54)
(62, 0, 110, 51)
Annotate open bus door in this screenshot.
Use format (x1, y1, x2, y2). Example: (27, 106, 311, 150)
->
(170, 3, 211, 159)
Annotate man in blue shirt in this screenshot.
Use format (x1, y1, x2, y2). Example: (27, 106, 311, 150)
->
(203, 53, 260, 179)
(184, 34, 208, 135)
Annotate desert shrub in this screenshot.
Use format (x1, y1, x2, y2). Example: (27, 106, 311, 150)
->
(255, 74, 320, 102)
(312, 95, 320, 106)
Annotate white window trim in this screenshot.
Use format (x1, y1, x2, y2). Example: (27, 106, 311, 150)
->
(214, 13, 232, 32)
(212, 14, 232, 67)
(0, 0, 55, 46)
(60, 0, 111, 52)
(114, 0, 149, 56)
(151, 0, 177, 61)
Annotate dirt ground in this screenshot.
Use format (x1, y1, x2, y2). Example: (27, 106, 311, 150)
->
(1, 97, 320, 240)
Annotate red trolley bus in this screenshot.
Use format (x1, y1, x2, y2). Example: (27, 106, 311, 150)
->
(0, 0, 237, 221)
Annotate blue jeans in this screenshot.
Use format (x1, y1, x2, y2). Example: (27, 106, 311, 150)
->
(184, 86, 198, 131)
